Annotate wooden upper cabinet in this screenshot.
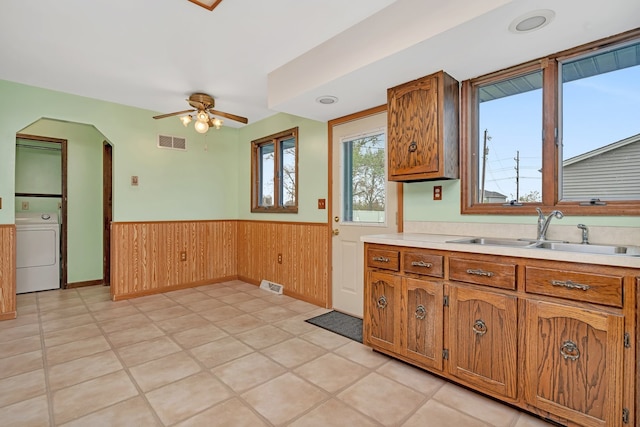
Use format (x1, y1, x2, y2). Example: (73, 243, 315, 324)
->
(387, 71, 459, 181)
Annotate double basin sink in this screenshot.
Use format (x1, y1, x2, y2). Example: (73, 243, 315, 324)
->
(448, 237, 639, 256)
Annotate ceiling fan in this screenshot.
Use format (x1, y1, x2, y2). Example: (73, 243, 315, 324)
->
(153, 93, 248, 133)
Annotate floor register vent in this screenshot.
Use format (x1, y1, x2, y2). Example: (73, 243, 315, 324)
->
(259, 280, 284, 295)
(157, 134, 187, 151)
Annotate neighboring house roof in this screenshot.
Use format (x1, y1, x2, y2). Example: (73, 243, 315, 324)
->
(563, 133, 640, 166)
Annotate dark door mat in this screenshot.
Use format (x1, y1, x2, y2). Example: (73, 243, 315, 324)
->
(305, 311, 363, 343)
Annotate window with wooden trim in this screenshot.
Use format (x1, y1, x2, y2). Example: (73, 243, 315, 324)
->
(251, 127, 298, 213)
(461, 29, 640, 215)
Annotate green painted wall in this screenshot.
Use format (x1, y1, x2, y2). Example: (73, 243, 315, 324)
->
(237, 113, 328, 223)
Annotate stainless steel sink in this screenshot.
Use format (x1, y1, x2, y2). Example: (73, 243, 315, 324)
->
(447, 237, 539, 247)
(535, 242, 629, 255)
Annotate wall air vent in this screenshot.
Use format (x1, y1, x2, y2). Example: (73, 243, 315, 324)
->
(157, 135, 187, 151)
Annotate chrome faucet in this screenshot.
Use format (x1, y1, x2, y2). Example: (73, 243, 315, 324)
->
(577, 224, 589, 244)
(536, 208, 564, 241)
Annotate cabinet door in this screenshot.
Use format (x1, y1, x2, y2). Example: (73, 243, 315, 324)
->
(388, 75, 439, 178)
(525, 300, 624, 427)
(448, 284, 518, 398)
(401, 277, 444, 370)
(364, 270, 400, 352)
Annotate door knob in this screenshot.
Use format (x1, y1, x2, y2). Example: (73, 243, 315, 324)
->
(334, 216, 339, 222)
(332, 229, 340, 236)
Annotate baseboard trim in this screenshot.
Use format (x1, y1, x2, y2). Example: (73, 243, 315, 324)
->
(66, 279, 104, 289)
(111, 276, 239, 301)
(0, 311, 17, 321)
(238, 275, 325, 308)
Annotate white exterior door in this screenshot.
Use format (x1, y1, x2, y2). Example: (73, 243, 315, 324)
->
(331, 110, 398, 317)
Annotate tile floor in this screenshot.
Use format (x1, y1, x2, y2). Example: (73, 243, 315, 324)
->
(0, 281, 555, 426)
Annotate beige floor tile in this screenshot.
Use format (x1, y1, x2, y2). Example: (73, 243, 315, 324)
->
(235, 325, 292, 349)
(190, 336, 253, 368)
(233, 298, 274, 313)
(145, 305, 192, 322)
(166, 289, 207, 305)
(334, 341, 390, 368)
(117, 335, 182, 367)
(145, 371, 233, 425)
(376, 359, 445, 395)
(241, 372, 328, 425)
(46, 335, 111, 366)
(107, 323, 165, 348)
(176, 397, 269, 427)
(0, 335, 42, 359)
(37, 298, 84, 314)
(202, 287, 239, 298)
(401, 399, 491, 427)
(15, 303, 38, 315)
(226, 282, 259, 292)
(294, 353, 370, 393)
(40, 313, 94, 333)
(253, 305, 298, 323)
(0, 323, 40, 343)
(274, 314, 323, 335)
(16, 292, 37, 306)
(219, 292, 255, 304)
(90, 304, 139, 321)
(199, 305, 244, 322)
(135, 298, 179, 312)
(155, 312, 210, 334)
(129, 293, 171, 306)
(181, 297, 228, 312)
(59, 396, 161, 427)
(338, 373, 425, 426)
(433, 383, 520, 427)
(514, 413, 557, 426)
(283, 299, 321, 313)
(99, 313, 151, 333)
(0, 349, 43, 379)
(86, 299, 131, 313)
(301, 328, 352, 350)
(39, 304, 88, 321)
(211, 352, 286, 392)
(0, 394, 50, 426)
(129, 352, 201, 392)
(0, 313, 38, 330)
(289, 398, 382, 427)
(261, 337, 326, 368)
(172, 324, 228, 348)
(44, 323, 102, 348)
(48, 350, 123, 390)
(216, 313, 266, 334)
(52, 370, 139, 425)
(0, 369, 46, 408)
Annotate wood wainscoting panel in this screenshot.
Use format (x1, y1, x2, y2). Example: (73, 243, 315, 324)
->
(0, 225, 17, 320)
(111, 220, 237, 300)
(237, 221, 329, 307)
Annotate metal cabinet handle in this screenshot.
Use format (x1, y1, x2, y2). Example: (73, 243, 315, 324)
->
(408, 141, 418, 152)
(377, 295, 388, 309)
(466, 269, 494, 277)
(373, 256, 390, 263)
(560, 340, 580, 361)
(472, 319, 487, 335)
(551, 280, 590, 291)
(411, 261, 432, 268)
(415, 305, 426, 320)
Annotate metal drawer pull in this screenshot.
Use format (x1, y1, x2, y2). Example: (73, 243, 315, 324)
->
(373, 256, 390, 263)
(551, 280, 590, 291)
(411, 261, 432, 268)
(466, 269, 494, 277)
(377, 295, 388, 309)
(408, 141, 418, 152)
(560, 340, 580, 361)
(472, 319, 487, 336)
(415, 305, 426, 320)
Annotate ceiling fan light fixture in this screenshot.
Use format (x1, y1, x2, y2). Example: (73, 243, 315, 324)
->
(197, 110, 209, 122)
(212, 118, 223, 129)
(194, 120, 209, 134)
(180, 115, 192, 126)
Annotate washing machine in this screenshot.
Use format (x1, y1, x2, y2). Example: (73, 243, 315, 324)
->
(16, 212, 61, 294)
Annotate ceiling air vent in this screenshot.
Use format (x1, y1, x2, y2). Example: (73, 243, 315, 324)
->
(157, 135, 187, 151)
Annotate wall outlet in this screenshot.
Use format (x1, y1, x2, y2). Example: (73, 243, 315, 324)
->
(277, 253, 283, 264)
(317, 198, 326, 209)
(433, 186, 442, 201)
(22, 201, 29, 210)
(131, 175, 139, 186)
(180, 251, 187, 262)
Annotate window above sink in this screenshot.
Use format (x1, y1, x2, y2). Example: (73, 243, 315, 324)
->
(461, 29, 640, 216)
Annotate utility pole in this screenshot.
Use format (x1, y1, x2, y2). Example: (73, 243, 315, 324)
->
(480, 129, 490, 202)
(514, 150, 520, 202)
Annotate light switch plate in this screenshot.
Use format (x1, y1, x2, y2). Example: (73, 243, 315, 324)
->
(131, 176, 139, 186)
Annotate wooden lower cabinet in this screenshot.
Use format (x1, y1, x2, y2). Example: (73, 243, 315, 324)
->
(524, 300, 624, 427)
(448, 284, 518, 398)
(363, 243, 636, 427)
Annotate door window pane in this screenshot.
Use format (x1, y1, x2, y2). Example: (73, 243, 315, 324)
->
(342, 132, 386, 223)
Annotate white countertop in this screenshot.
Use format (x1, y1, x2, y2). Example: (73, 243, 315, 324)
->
(362, 233, 640, 269)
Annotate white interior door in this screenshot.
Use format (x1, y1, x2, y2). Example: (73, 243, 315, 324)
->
(331, 111, 398, 317)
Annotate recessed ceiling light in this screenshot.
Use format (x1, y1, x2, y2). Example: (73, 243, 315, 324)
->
(316, 96, 338, 105)
(509, 9, 555, 34)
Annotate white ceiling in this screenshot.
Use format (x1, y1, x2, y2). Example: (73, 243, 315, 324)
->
(1, 0, 639, 127)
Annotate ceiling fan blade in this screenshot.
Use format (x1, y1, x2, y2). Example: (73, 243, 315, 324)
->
(153, 109, 195, 120)
(208, 109, 249, 124)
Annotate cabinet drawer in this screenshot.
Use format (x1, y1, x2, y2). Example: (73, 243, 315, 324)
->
(403, 251, 443, 277)
(367, 248, 400, 271)
(525, 266, 623, 307)
(449, 257, 516, 290)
